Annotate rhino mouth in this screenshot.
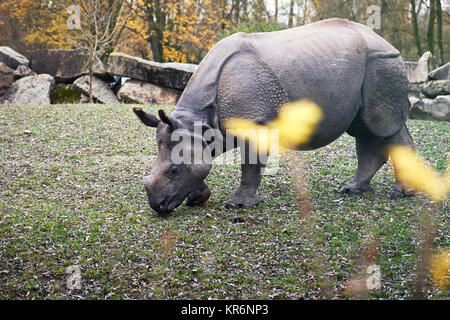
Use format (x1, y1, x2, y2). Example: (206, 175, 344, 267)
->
(149, 192, 188, 216)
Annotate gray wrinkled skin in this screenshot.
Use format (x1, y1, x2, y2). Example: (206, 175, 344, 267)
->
(134, 18, 415, 215)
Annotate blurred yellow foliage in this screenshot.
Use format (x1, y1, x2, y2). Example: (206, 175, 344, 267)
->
(389, 146, 448, 202)
(8, 0, 80, 49)
(430, 249, 450, 290)
(162, 0, 227, 63)
(225, 100, 323, 153)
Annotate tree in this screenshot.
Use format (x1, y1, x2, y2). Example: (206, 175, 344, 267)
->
(72, 0, 130, 102)
(274, 0, 278, 23)
(141, 0, 167, 63)
(427, 0, 436, 55)
(410, 0, 422, 56)
(436, 0, 444, 64)
(7, 0, 74, 53)
(163, 0, 230, 63)
(288, 0, 295, 27)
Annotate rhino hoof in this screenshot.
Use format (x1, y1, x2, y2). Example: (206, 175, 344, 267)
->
(339, 183, 373, 195)
(389, 186, 415, 199)
(224, 195, 260, 209)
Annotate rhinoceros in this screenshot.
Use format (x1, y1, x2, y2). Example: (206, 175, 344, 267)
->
(133, 18, 414, 215)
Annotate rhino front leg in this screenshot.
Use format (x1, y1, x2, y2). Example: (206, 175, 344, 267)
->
(340, 135, 388, 195)
(224, 162, 263, 209)
(224, 142, 267, 209)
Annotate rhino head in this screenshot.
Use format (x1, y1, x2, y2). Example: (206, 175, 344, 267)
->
(133, 107, 213, 216)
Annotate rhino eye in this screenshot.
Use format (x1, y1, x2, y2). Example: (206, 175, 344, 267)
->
(167, 164, 180, 176)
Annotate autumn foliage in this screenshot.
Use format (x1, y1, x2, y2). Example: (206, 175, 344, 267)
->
(1, 1, 448, 64)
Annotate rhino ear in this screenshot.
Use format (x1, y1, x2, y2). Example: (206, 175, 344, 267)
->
(158, 109, 181, 130)
(133, 107, 160, 127)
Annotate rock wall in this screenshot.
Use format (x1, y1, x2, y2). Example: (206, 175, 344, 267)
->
(408, 60, 450, 122)
(0, 47, 197, 107)
(0, 46, 448, 122)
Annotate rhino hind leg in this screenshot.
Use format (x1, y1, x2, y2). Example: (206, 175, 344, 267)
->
(349, 56, 415, 197)
(385, 124, 416, 198)
(360, 56, 410, 138)
(340, 130, 388, 195)
(342, 119, 416, 197)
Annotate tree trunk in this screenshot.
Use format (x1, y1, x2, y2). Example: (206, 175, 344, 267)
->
(275, 0, 278, 23)
(234, 0, 240, 24)
(89, 66, 93, 104)
(145, 0, 165, 62)
(427, 0, 436, 55)
(436, 0, 443, 64)
(410, 0, 422, 57)
(288, 0, 295, 28)
(150, 32, 164, 62)
(241, 0, 248, 23)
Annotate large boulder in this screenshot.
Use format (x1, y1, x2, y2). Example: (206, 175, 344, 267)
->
(13, 65, 36, 80)
(428, 62, 450, 81)
(0, 62, 15, 96)
(404, 51, 432, 83)
(0, 46, 29, 69)
(117, 80, 181, 105)
(409, 95, 450, 121)
(29, 49, 112, 83)
(420, 80, 450, 98)
(0, 74, 55, 105)
(73, 75, 119, 104)
(107, 52, 198, 90)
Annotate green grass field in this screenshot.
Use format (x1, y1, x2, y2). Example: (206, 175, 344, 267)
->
(0, 103, 448, 299)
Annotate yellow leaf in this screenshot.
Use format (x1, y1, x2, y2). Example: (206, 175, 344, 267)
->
(225, 100, 323, 153)
(388, 146, 448, 202)
(430, 249, 450, 290)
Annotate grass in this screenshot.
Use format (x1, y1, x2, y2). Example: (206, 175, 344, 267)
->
(0, 103, 448, 299)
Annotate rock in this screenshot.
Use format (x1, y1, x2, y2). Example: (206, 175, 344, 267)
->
(13, 65, 36, 80)
(80, 93, 90, 103)
(404, 51, 432, 83)
(0, 74, 55, 106)
(409, 95, 450, 121)
(0, 46, 29, 69)
(409, 83, 421, 97)
(29, 49, 112, 83)
(0, 62, 15, 96)
(117, 80, 181, 105)
(73, 75, 119, 104)
(420, 80, 450, 98)
(428, 62, 450, 81)
(408, 95, 423, 110)
(107, 52, 198, 90)
(50, 84, 82, 104)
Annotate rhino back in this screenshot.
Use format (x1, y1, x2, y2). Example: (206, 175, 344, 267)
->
(175, 18, 405, 147)
(217, 19, 369, 148)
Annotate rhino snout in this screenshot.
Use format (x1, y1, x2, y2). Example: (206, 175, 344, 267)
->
(143, 175, 183, 215)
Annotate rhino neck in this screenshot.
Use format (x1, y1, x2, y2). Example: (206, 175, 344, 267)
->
(170, 76, 220, 135)
(171, 103, 216, 130)
(171, 32, 250, 132)
(171, 104, 226, 161)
